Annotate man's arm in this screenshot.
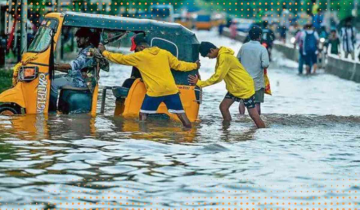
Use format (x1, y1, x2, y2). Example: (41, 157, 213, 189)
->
(102, 50, 139, 67)
(167, 52, 199, 71)
(54, 63, 71, 73)
(196, 56, 229, 88)
(261, 47, 270, 69)
(54, 51, 89, 73)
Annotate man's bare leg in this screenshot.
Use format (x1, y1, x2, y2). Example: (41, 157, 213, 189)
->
(306, 66, 311, 75)
(219, 98, 235, 121)
(176, 113, 192, 128)
(239, 102, 246, 115)
(247, 107, 266, 128)
(312, 64, 317, 74)
(255, 103, 261, 115)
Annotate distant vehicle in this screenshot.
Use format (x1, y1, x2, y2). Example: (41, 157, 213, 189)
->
(150, 5, 174, 22)
(211, 13, 226, 27)
(195, 14, 212, 30)
(174, 14, 194, 29)
(233, 18, 254, 32)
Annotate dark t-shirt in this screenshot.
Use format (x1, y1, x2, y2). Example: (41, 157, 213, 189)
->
(327, 38, 340, 54)
(131, 67, 142, 79)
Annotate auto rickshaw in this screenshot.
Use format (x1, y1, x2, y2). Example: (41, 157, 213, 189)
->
(0, 12, 202, 122)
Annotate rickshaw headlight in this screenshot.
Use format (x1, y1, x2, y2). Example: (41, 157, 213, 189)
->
(320, 38, 325, 43)
(18, 66, 39, 82)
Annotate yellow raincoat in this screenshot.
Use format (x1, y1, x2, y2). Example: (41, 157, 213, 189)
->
(196, 47, 255, 99)
(103, 47, 197, 97)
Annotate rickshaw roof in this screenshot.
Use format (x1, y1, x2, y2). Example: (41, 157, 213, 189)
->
(62, 12, 193, 36)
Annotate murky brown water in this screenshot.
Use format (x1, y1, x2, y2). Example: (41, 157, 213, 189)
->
(1, 31, 360, 209)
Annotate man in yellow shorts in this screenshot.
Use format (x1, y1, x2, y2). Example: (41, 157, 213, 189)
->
(98, 34, 200, 128)
(188, 42, 265, 128)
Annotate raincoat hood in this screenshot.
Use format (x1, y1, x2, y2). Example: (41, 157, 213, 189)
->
(144, 47, 161, 55)
(218, 47, 235, 57)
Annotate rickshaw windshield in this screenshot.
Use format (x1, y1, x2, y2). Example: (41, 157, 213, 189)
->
(28, 19, 58, 53)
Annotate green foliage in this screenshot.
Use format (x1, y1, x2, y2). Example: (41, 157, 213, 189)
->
(0, 69, 13, 93)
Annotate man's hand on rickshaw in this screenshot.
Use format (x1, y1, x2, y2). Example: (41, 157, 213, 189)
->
(196, 60, 201, 69)
(188, 75, 199, 85)
(98, 43, 106, 53)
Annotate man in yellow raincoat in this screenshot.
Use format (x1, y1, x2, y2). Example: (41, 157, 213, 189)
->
(188, 42, 265, 128)
(98, 34, 200, 128)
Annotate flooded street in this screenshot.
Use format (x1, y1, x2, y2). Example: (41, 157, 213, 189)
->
(1, 30, 360, 209)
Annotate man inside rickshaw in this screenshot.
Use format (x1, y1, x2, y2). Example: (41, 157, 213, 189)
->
(98, 34, 200, 128)
(50, 28, 101, 112)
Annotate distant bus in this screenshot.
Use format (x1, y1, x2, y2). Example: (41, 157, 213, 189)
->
(150, 5, 174, 22)
(196, 14, 212, 30)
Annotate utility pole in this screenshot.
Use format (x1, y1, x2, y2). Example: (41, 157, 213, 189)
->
(326, 0, 331, 30)
(56, 0, 61, 62)
(353, 0, 358, 18)
(20, 0, 27, 54)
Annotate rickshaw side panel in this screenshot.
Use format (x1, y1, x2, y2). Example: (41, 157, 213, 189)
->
(122, 79, 146, 118)
(91, 85, 99, 116)
(173, 85, 199, 122)
(20, 60, 50, 114)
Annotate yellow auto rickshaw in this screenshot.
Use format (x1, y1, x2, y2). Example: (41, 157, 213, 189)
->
(0, 12, 202, 122)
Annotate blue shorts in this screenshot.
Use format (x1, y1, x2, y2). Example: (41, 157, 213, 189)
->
(304, 52, 317, 66)
(140, 93, 185, 114)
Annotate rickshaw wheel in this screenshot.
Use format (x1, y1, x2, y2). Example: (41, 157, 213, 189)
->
(0, 106, 19, 116)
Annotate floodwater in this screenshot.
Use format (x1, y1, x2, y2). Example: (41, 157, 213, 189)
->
(1, 30, 360, 209)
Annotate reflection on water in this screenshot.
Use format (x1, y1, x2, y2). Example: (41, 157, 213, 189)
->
(1, 31, 360, 208)
(1, 113, 360, 208)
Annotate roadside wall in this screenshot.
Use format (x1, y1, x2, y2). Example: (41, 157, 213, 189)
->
(326, 55, 360, 83)
(273, 42, 300, 62)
